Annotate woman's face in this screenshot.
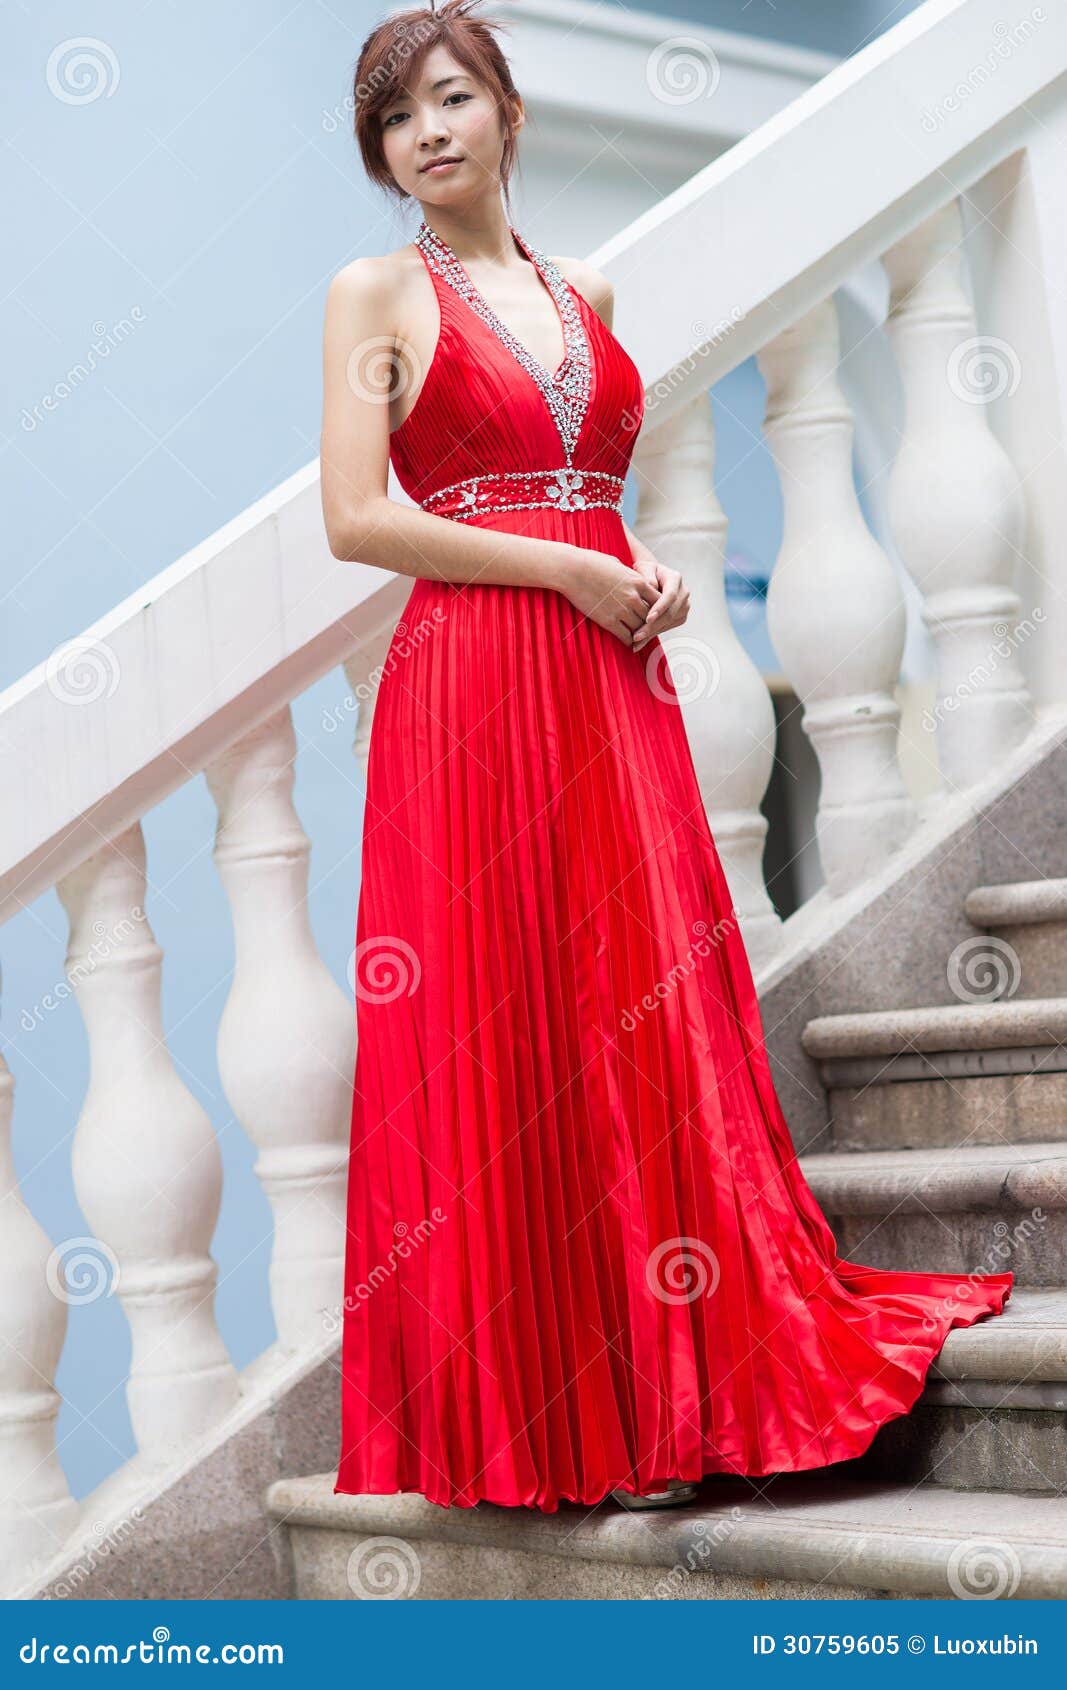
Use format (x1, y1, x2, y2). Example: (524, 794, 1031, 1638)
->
(379, 44, 520, 205)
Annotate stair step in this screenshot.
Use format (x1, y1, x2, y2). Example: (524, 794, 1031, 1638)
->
(801, 1141, 1067, 1286)
(803, 998, 1067, 1064)
(828, 1072, 1067, 1153)
(856, 1287, 1067, 1492)
(800, 1003, 1067, 1149)
(927, 1286, 1067, 1386)
(966, 878, 1067, 927)
(265, 1472, 1067, 1599)
(965, 879, 1067, 999)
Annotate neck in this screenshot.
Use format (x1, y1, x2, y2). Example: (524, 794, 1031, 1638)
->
(416, 201, 516, 263)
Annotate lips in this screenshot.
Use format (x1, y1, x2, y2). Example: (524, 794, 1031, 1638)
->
(421, 156, 463, 174)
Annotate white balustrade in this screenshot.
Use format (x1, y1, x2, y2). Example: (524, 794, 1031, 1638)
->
(0, 1051, 79, 1590)
(56, 826, 241, 1456)
(633, 394, 783, 966)
(206, 709, 354, 1350)
(883, 199, 1033, 789)
(758, 298, 916, 894)
(342, 612, 403, 776)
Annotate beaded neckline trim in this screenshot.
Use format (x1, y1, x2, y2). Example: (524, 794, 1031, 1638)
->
(414, 220, 591, 462)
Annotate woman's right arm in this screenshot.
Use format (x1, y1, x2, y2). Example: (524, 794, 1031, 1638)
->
(319, 260, 658, 641)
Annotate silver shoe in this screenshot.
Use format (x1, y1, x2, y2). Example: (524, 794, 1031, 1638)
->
(611, 1479, 700, 1510)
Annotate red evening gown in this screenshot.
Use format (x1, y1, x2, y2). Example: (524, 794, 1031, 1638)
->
(333, 220, 1012, 1512)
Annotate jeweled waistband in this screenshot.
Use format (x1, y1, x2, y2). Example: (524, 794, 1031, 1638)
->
(418, 467, 625, 522)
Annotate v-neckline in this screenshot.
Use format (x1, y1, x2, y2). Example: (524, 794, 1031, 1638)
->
(413, 219, 592, 462)
(416, 220, 569, 385)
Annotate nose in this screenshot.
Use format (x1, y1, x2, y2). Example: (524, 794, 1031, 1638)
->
(417, 121, 451, 155)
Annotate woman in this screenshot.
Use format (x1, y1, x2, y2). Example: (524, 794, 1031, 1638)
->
(321, 0, 1012, 1514)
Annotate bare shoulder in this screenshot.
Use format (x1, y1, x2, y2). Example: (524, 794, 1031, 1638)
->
(324, 247, 425, 331)
(551, 255, 614, 327)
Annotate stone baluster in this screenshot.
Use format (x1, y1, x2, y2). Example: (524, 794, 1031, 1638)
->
(206, 710, 354, 1349)
(56, 827, 240, 1455)
(0, 1050, 80, 1589)
(633, 393, 782, 967)
(758, 298, 916, 894)
(343, 635, 395, 777)
(883, 198, 1032, 788)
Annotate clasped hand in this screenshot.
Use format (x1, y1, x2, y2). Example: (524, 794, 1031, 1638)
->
(560, 546, 691, 650)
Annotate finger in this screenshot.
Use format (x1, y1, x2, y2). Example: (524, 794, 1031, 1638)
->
(635, 609, 679, 647)
(649, 581, 683, 620)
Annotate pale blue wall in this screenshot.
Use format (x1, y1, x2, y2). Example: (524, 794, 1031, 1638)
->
(1, 1, 916, 1504)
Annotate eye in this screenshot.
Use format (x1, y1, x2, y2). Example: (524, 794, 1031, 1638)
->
(444, 91, 472, 106)
(382, 110, 407, 128)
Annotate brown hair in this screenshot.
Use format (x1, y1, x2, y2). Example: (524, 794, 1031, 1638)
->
(352, 0, 521, 211)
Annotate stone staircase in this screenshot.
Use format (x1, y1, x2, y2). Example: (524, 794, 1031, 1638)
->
(263, 1473, 1067, 1600)
(256, 875, 1067, 1600)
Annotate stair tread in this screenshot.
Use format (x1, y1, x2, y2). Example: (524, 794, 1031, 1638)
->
(966, 878, 1067, 927)
(266, 1471, 1067, 1598)
(920, 1286, 1067, 1380)
(803, 998, 1067, 1058)
(801, 1137, 1067, 1210)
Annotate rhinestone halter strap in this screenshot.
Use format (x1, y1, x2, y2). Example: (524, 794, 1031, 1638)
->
(413, 220, 591, 463)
